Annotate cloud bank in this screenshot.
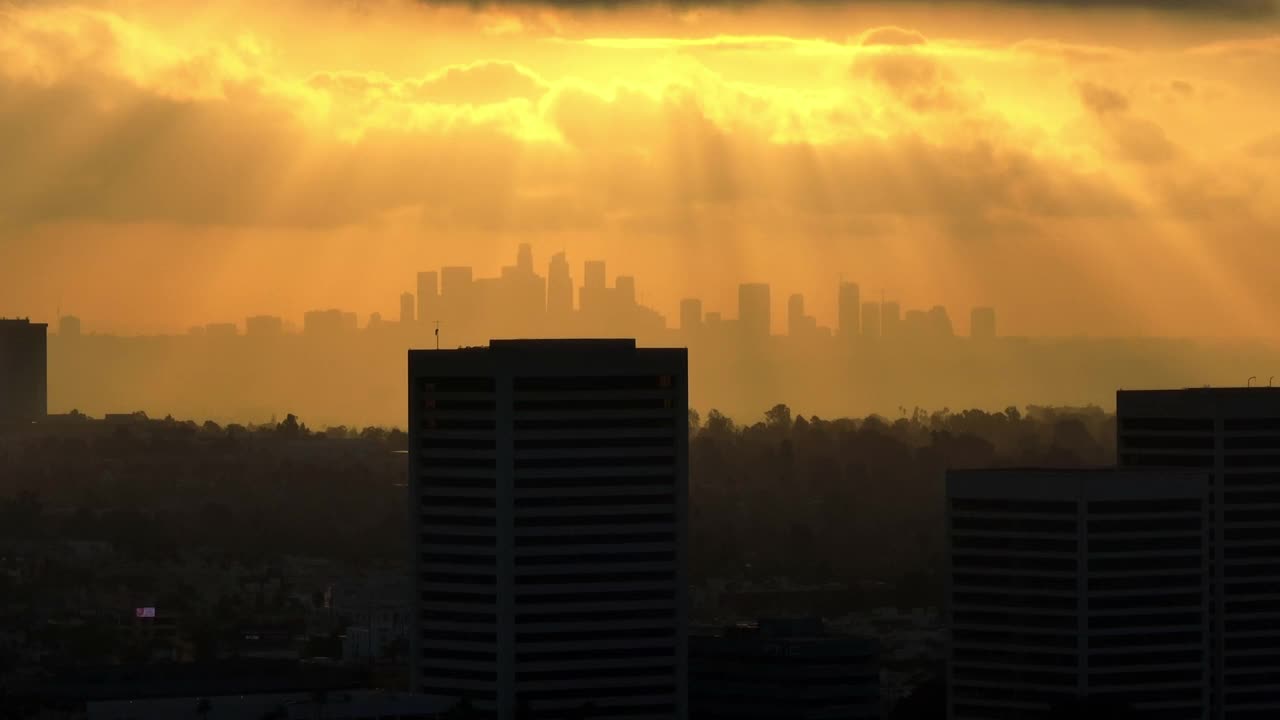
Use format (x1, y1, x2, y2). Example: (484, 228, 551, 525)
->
(0, 0, 1277, 342)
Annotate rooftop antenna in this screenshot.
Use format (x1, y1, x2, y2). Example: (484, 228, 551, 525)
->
(434, 320, 440, 351)
(1248, 376, 1257, 387)
(1271, 376, 1275, 387)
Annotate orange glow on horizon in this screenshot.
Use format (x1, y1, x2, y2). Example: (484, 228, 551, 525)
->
(0, 0, 1277, 341)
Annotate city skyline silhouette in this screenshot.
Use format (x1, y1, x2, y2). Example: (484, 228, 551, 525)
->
(2, 1, 1280, 718)
(2, 1, 1279, 344)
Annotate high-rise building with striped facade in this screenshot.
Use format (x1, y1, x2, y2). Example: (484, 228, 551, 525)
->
(1118, 388, 1280, 720)
(408, 339, 688, 720)
(947, 469, 1211, 720)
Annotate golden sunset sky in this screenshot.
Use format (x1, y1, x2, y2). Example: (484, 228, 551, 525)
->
(1, 0, 1277, 338)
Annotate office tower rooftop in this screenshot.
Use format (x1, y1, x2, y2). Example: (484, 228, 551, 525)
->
(838, 281, 861, 339)
(970, 307, 996, 340)
(59, 315, 81, 338)
(737, 283, 770, 339)
(880, 301, 901, 339)
(517, 243, 534, 274)
(547, 253, 573, 317)
(1118, 387, 1280, 719)
(245, 315, 285, 337)
(947, 468, 1210, 720)
(408, 339, 689, 720)
(400, 291, 416, 325)
(679, 299, 702, 334)
(583, 260, 606, 290)
(0, 318, 48, 423)
(861, 302, 881, 339)
(417, 271, 440, 327)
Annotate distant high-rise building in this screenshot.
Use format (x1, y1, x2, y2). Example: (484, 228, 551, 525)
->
(902, 309, 928, 339)
(860, 302, 881, 339)
(245, 315, 284, 337)
(417, 271, 439, 326)
(409, 339, 688, 719)
(1118, 388, 1280, 719)
(787, 294, 805, 338)
(679, 299, 702, 333)
(517, 243, 534, 274)
(692, 618, 879, 720)
(947, 468, 1211, 719)
(0, 318, 47, 423)
(304, 309, 352, 336)
(928, 306, 954, 338)
(547, 253, 573, 317)
(838, 282, 861, 338)
(970, 307, 996, 340)
(369, 312, 384, 329)
(584, 260, 606, 290)
(58, 315, 81, 338)
(881, 302, 901, 339)
(440, 267, 474, 307)
(705, 311, 722, 326)
(579, 261, 610, 318)
(616, 276, 637, 306)
(204, 323, 237, 338)
(400, 292, 416, 325)
(738, 283, 771, 339)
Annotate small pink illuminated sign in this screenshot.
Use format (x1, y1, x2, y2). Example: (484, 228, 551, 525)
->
(135, 607, 156, 618)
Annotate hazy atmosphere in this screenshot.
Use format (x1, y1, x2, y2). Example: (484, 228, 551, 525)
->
(6, 3, 1280, 718)
(2, 0, 1278, 341)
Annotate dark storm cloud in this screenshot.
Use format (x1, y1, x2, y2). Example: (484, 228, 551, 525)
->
(422, 0, 1278, 20)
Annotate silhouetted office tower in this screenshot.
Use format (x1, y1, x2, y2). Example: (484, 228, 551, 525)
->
(517, 243, 534, 275)
(546, 253, 573, 317)
(369, 312, 384, 329)
(679, 299, 702, 333)
(737, 283, 771, 339)
(787, 294, 805, 338)
(58, 315, 81, 338)
(970, 307, 996, 340)
(584, 261, 607, 290)
(860, 302, 881, 339)
(245, 315, 284, 337)
(1118, 388, 1280, 720)
(441, 267, 474, 308)
(0, 318, 48, 423)
(838, 282, 861, 338)
(616, 276, 637, 306)
(579, 261, 610, 319)
(400, 292, 416, 325)
(881, 301, 901, 339)
(704, 312, 722, 327)
(303, 309, 349, 336)
(691, 619, 880, 720)
(409, 340, 688, 720)
(947, 469, 1210, 720)
(205, 323, 237, 338)
(500, 245, 547, 322)
(417, 271, 439, 326)
(929, 306, 954, 338)
(903, 310, 928, 336)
